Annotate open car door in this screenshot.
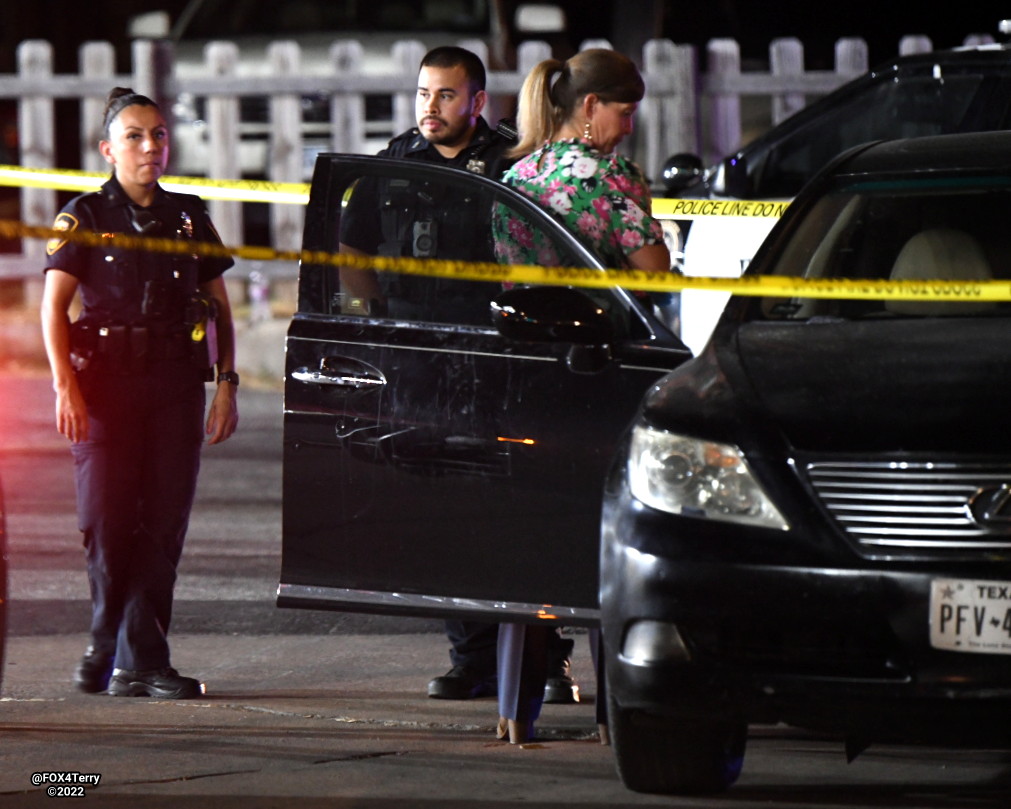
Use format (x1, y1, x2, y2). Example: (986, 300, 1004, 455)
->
(278, 154, 691, 626)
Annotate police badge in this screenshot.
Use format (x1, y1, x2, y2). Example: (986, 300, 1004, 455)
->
(47, 212, 78, 256)
(179, 211, 198, 261)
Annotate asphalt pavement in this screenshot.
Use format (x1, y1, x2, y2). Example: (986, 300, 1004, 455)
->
(2, 328, 1010, 807)
(0, 362, 630, 808)
(1, 632, 619, 807)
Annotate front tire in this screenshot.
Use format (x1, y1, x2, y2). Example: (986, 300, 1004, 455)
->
(607, 692, 746, 795)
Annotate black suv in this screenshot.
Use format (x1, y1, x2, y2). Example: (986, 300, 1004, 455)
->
(604, 130, 1011, 794)
(278, 114, 1011, 804)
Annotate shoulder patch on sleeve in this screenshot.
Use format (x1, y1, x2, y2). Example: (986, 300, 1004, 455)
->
(46, 212, 79, 256)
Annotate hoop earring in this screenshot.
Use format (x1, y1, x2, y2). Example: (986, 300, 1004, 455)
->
(583, 120, 593, 145)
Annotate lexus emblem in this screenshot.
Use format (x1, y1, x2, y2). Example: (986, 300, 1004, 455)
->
(967, 484, 1011, 529)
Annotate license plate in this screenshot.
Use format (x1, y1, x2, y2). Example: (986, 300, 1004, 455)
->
(930, 578, 1011, 654)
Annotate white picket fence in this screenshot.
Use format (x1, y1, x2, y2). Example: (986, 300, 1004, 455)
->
(0, 31, 989, 282)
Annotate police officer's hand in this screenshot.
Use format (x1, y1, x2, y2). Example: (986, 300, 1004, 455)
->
(205, 382, 238, 444)
(54, 378, 89, 443)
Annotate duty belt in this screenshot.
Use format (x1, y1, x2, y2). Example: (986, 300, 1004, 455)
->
(75, 321, 192, 374)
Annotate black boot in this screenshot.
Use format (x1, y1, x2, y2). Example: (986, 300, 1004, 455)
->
(544, 656, 580, 704)
(107, 667, 204, 699)
(74, 646, 114, 694)
(427, 665, 497, 699)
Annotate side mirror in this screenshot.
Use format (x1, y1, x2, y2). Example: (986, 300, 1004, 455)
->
(661, 153, 704, 195)
(491, 286, 614, 345)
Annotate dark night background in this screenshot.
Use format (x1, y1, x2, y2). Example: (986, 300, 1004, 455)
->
(1, 0, 1009, 182)
(0, 3, 1009, 254)
(3, 1, 1011, 72)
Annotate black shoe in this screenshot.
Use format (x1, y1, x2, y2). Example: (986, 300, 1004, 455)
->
(74, 647, 114, 694)
(427, 665, 497, 699)
(543, 659, 580, 704)
(107, 667, 204, 699)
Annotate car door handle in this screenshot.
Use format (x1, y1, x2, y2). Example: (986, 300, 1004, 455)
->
(292, 357, 387, 390)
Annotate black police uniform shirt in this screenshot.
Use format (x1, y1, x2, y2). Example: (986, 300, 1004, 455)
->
(44, 175, 234, 327)
(339, 116, 516, 258)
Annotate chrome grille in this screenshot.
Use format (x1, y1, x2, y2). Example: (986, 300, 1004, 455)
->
(805, 461, 1011, 553)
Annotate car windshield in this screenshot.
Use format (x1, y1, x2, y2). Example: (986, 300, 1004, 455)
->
(757, 175, 1011, 320)
(743, 71, 991, 198)
(176, 0, 491, 38)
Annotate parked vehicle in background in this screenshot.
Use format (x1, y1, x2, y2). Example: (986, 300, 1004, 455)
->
(662, 36, 1011, 354)
(603, 130, 1011, 794)
(133, 0, 565, 178)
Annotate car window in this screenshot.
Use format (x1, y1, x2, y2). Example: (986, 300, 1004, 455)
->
(337, 172, 507, 324)
(748, 75, 987, 199)
(300, 158, 638, 335)
(756, 176, 1011, 320)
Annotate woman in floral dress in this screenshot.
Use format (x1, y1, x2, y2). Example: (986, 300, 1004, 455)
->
(494, 48, 669, 273)
(492, 49, 670, 746)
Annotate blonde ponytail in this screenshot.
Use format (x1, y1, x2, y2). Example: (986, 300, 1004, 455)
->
(510, 59, 565, 158)
(510, 49, 645, 159)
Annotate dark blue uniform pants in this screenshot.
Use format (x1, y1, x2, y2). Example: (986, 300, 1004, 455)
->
(72, 360, 205, 671)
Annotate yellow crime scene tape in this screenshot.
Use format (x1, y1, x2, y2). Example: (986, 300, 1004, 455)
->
(0, 164, 309, 204)
(2, 165, 1010, 302)
(1, 164, 784, 216)
(652, 197, 789, 219)
(4, 218, 1010, 303)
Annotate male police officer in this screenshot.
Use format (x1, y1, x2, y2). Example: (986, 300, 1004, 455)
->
(338, 45, 513, 321)
(338, 45, 578, 704)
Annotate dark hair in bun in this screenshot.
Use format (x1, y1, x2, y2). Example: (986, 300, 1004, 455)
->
(102, 87, 159, 138)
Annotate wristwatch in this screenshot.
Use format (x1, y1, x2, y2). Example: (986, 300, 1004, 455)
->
(216, 371, 240, 386)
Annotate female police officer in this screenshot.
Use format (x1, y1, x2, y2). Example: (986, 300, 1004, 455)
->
(40, 87, 238, 699)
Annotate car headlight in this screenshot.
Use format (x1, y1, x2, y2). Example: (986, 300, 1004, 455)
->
(627, 425, 789, 530)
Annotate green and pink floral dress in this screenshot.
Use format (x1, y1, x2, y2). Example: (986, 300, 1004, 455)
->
(493, 138, 664, 268)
